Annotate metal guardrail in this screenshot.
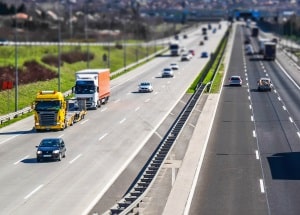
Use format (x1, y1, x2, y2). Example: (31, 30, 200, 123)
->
(102, 83, 208, 215)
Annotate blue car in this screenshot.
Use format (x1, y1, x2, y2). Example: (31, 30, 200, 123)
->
(201, 52, 209, 58)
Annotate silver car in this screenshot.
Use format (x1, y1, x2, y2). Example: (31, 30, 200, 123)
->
(138, 82, 153, 93)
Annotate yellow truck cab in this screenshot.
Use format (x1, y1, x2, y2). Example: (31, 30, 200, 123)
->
(32, 91, 67, 131)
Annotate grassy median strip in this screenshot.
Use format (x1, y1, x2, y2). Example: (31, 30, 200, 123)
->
(187, 28, 230, 94)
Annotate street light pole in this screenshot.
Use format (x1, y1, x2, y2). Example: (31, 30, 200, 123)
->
(57, 1, 61, 91)
(84, 2, 90, 68)
(14, 0, 19, 112)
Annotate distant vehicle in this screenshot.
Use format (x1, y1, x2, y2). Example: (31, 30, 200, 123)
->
(199, 41, 204, 46)
(181, 53, 192, 61)
(263, 42, 276, 61)
(251, 26, 259, 37)
(169, 41, 181, 56)
(212, 28, 217, 33)
(208, 23, 212, 30)
(204, 36, 208, 40)
(183, 34, 188, 39)
(244, 35, 251, 44)
(257, 77, 272, 91)
(170, 63, 179, 70)
(36, 138, 66, 162)
(245, 44, 254, 55)
(188, 50, 195, 56)
(229, 75, 242, 86)
(162, 67, 174, 78)
(174, 34, 179, 40)
(138, 82, 153, 93)
(258, 38, 272, 54)
(202, 27, 207, 35)
(201, 51, 209, 58)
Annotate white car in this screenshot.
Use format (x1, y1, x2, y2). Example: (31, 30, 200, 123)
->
(229, 75, 242, 86)
(170, 63, 179, 70)
(181, 53, 192, 61)
(138, 82, 153, 93)
(162, 67, 174, 78)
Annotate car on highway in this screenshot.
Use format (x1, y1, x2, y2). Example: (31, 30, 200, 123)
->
(229, 75, 242, 86)
(181, 53, 192, 61)
(138, 82, 153, 93)
(188, 49, 195, 56)
(257, 77, 272, 91)
(199, 41, 204, 46)
(170, 63, 179, 70)
(161, 67, 174, 78)
(204, 35, 208, 40)
(201, 51, 209, 58)
(36, 138, 66, 162)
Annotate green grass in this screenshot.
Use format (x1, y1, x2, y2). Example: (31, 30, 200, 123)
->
(0, 44, 163, 116)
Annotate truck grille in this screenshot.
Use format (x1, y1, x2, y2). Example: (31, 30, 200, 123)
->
(38, 111, 57, 126)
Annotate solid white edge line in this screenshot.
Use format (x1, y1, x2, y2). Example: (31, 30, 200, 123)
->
(14, 155, 29, 165)
(24, 184, 44, 200)
(259, 179, 265, 193)
(69, 154, 82, 164)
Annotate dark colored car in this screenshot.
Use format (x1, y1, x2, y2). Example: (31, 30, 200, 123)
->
(36, 138, 66, 162)
(201, 51, 209, 58)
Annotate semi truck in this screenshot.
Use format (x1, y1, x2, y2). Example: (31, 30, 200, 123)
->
(74, 69, 110, 109)
(263, 42, 276, 61)
(169, 41, 181, 56)
(258, 38, 272, 54)
(32, 90, 87, 131)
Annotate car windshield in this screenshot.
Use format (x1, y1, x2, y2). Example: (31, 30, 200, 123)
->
(140, 82, 150, 86)
(39, 139, 60, 147)
(231, 77, 240, 81)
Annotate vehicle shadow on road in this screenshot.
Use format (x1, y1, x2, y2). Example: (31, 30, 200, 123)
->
(0, 129, 35, 135)
(267, 152, 300, 180)
(22, 158, 39, 164)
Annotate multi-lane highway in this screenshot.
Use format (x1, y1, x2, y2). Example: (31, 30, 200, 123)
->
(189, 23, 300, 215)
(0, 22, 229, 214)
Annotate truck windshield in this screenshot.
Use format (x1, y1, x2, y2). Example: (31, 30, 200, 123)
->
(75, 81, 96, 94)
(35, 100, 61, 111)
(170, 44, 179, 49)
